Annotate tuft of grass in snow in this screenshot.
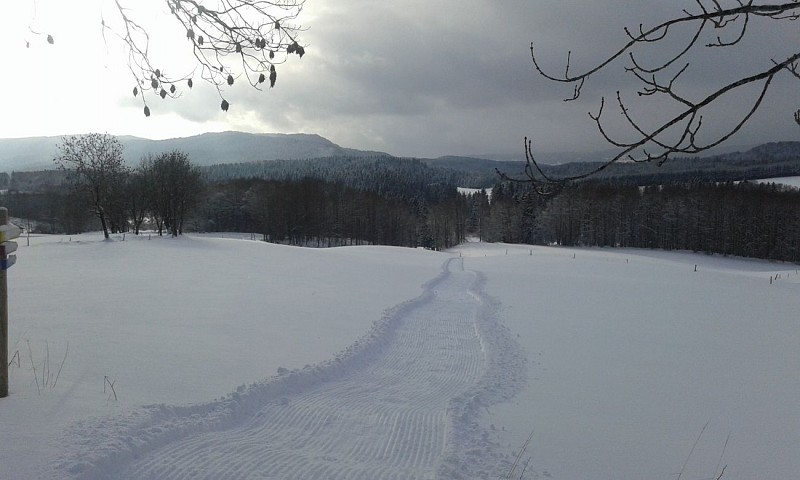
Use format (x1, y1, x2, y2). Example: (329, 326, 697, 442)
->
(505, 429, 534, 479)
(25, 339, 68, 395)
(7, 350, 20, 368)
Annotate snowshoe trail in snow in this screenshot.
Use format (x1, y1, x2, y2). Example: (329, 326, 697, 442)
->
(62, 257, 526, 479)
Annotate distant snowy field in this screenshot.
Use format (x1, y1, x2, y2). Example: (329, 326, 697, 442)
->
(1, 234, 798, 479)
(755, 175, 800, 188)
(456, 187, 492, 199)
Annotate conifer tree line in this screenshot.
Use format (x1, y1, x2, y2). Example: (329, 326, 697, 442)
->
(195, 178, 468, 249)
(493, 180, 800, 262)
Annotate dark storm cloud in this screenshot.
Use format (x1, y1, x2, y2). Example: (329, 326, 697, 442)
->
(288, 1, 542, 115)
(168, 1, 798, 157)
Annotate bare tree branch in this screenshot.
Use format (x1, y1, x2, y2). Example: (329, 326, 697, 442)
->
(522, 1, 800, 192)
(101, 0, 306, 116)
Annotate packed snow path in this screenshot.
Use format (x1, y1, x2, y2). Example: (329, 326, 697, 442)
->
(67, 257, 523, 480)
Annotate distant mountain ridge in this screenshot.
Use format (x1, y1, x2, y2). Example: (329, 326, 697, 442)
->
(0, 131, 390, 171)
(1, 132, 797, 188)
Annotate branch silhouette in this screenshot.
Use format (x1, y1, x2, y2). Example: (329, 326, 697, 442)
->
(517, 1, 800, 192)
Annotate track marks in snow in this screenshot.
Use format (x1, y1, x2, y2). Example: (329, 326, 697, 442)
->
(59, 257, 526, 480)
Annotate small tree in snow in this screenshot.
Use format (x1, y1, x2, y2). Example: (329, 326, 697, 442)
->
(139, 151, 203, 236)
(54, 133, 129, 239)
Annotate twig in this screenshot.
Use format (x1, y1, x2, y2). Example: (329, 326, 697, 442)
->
(51, 342, 68, 389)
(716, 464, 727, 479)
(713, 433, 730, 480)
(506, 429, 535, 479)
(104, 375, 118, 401)
(7, 350, 20, 368)
(27, 340, 40, 395)
(44, 340, 50, 388)
(517, 456, 531, 480)
(677, 421, 709, 480)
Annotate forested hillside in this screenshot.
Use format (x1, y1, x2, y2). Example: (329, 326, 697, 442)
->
(424, 141, 800, 187)
(0, 131, 390, 171)
(202, 156, 472, 196)
(543, 141, 800, 185)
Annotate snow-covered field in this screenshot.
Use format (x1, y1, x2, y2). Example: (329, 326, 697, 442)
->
(456, 187, 492, 199)
(1, 234, 798, 479)
(755, 176, 800, 189)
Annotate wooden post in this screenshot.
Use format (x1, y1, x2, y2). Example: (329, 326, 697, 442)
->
(1, 208, 8, 398)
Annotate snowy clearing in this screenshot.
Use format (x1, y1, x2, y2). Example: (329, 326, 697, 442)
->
(456, 187, 492, 199)
(1, 235, 799, 479)
(754, 175, 800, 189)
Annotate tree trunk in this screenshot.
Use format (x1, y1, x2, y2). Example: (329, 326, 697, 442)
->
(96, 202, 110, 239)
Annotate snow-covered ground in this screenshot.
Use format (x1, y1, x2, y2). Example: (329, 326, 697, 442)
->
(456, 187, 492, 199)
(452, 243, 800, 480)
(755, 175, 800, 189)
(1, 234, 798, 479)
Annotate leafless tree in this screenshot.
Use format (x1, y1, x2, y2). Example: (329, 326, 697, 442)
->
(30, 0, 306, 116)
(54, 134, 130, 239)
(513, 1, 800, 194)
(139, 151, 203, 236)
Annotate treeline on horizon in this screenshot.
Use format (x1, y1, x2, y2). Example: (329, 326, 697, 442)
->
(1, 148, 799, 262)
(0, 162, 475, 250)
(197, 177, 469, 249)
(538, 141, 800, 187)
(6, 140, 797, 192)
(527, 181, 800, 262)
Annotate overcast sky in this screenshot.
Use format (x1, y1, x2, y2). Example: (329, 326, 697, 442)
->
(0, 1, 796, 158)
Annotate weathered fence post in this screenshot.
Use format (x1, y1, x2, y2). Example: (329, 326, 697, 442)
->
(0, 209, 6, 398)
(0, 207, 21, 398)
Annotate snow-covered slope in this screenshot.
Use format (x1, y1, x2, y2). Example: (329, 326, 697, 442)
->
(1, 235, 798, 479)
(451, 242, 800, 480)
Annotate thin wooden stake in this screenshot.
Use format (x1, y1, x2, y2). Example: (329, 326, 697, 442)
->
(0, 208, 8, 398)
